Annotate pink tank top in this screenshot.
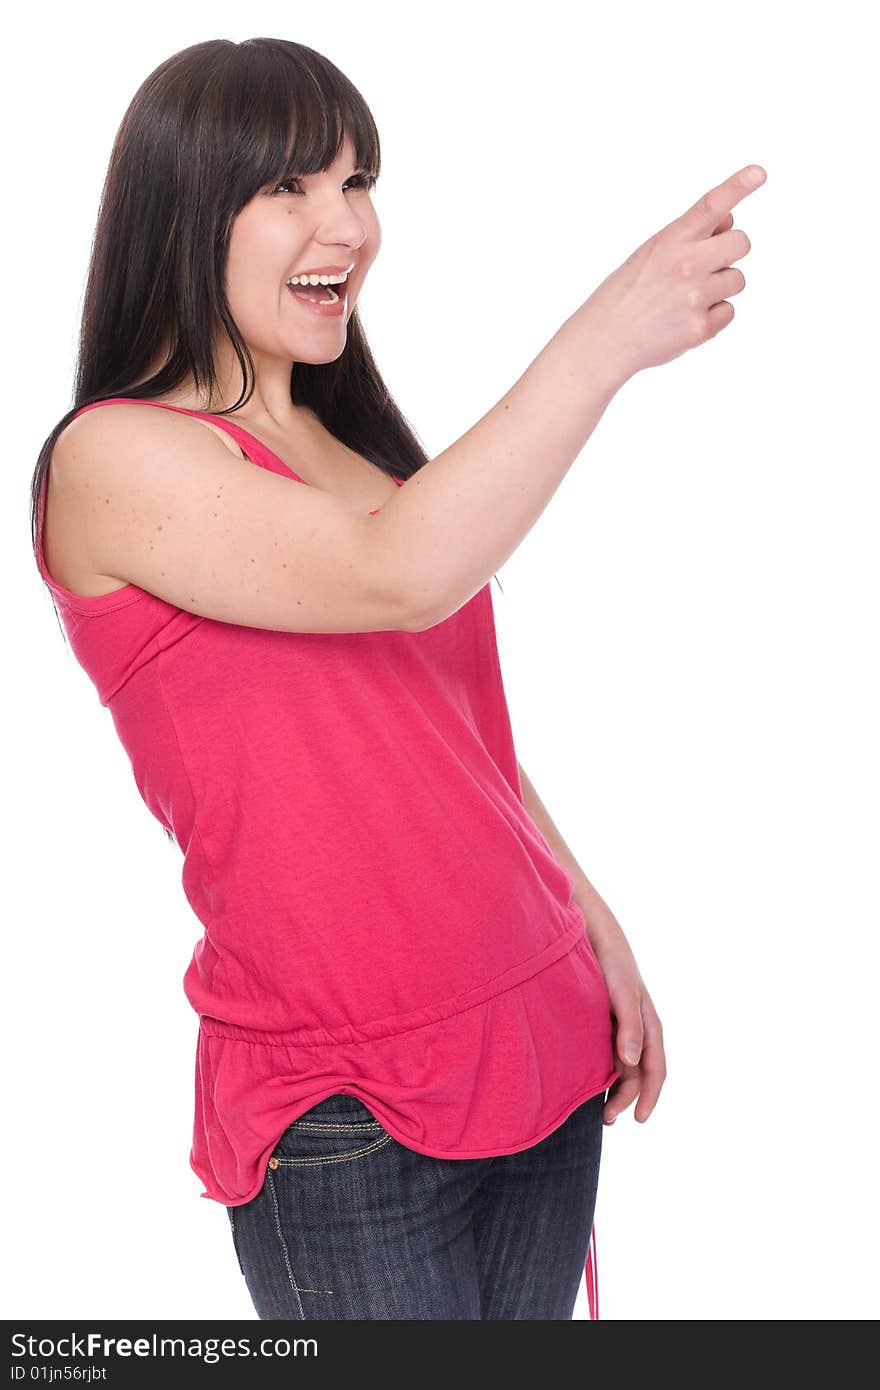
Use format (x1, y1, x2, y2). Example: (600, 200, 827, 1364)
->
(36, 397, 618, 1316)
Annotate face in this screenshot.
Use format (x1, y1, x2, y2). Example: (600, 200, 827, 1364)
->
(224, 131, 380, 366)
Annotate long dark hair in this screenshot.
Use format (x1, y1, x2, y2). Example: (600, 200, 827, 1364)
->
(29, 35, 440, 586)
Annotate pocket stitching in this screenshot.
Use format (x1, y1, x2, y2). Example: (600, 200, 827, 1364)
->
(270, 1131, 394, 1168)
(289, 1120, 381, 1132)
(267, 1169, 306, 1319)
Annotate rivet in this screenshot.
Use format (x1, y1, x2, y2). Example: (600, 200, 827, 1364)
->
(268, 1156, 279, 1170)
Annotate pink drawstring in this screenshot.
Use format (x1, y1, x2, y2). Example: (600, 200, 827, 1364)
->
(585, 1222, 599, 1319)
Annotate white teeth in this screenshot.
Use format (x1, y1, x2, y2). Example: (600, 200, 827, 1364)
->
(287, 271, 349, 287)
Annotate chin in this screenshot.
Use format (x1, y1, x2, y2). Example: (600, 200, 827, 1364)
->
(293, 338, 347, 365)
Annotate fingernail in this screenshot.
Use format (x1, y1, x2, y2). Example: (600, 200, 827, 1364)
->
(604, 1115, 616, 1125)
(745, 165, 764, 186)
(622, 1043, 641, 1064)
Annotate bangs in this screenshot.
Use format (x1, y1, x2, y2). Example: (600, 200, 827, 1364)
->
(233, 40, 381, 194)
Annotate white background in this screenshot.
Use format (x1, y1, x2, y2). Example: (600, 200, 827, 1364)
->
(5, 0, 877, 1321)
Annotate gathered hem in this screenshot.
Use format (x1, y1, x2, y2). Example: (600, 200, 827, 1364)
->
(189, 930, 618, 1208)
(206, 1068, 618, 1206)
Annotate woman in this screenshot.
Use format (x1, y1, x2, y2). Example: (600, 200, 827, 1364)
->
(31, 36, 764, 1319)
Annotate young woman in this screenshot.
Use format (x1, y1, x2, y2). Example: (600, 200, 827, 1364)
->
(31, 36, 764, 1320)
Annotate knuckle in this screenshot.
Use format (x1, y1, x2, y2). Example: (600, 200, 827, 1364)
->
(692, 314, 711, 345)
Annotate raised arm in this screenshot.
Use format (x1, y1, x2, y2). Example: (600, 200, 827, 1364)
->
(373, 163, 765, 628)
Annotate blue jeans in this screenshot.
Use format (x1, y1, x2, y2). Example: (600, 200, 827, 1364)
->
(226, 1089, 605, 1319)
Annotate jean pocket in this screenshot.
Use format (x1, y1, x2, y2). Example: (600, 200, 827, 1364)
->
(268, 1092, 394, 1169)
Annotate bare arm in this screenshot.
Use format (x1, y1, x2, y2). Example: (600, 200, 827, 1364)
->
(378, 163, 764, 629)
(59, 308, 625, 636)
(375, 306, 625, 628)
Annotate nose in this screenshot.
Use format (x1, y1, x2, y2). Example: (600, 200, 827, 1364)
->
(313, 195, 370, 255)
(313, 194, 364, 229)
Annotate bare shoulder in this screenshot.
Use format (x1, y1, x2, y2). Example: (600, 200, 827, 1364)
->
(56, 400, 247, 462)
(46, 403, 246, 597)
(44, 398, 411, 634)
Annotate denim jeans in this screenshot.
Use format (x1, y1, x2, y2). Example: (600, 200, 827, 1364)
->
(226, 1089, 605, 1320)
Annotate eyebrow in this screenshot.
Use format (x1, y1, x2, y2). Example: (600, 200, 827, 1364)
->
(282, 165, 366, 179)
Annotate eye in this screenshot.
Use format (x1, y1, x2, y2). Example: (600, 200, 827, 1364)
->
(343, 172, 377, 192)
(271, 171, 377, 196)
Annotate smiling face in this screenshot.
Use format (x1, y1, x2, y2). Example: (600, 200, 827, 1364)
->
(224, 129, 381, 367)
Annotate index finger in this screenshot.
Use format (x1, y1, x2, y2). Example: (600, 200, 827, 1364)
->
(679, 164, 766, 239)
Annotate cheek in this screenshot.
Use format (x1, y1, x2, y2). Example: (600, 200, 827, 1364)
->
(225, 215, 292, 304)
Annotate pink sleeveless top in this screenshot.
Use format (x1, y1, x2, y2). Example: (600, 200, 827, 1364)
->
(36, 397, 618, 1316)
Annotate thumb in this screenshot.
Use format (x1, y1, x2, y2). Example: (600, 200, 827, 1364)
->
(615, 1004, 644, 1067)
